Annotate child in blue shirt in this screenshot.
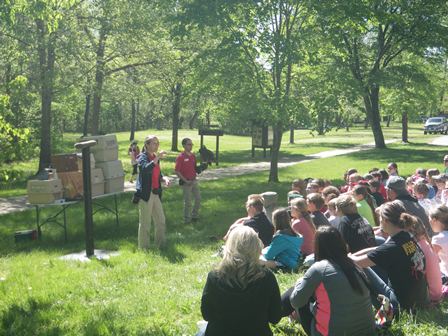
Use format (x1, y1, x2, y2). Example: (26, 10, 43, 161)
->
(261, 208, 303, 271)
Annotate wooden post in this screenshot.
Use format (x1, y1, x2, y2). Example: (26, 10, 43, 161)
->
(74, 139, 97, 258)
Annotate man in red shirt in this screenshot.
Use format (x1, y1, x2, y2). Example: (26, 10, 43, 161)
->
(175, 138, 201, 223)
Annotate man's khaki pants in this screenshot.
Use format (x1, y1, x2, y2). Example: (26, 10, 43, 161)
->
(138, 194, 166, 249)
(182, 180, 200, 222)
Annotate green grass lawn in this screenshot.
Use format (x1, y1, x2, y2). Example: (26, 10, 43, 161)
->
(1, 127, 448, 335)
(0, 122, 439, 198)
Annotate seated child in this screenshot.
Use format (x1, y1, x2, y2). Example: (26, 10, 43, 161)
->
(414, 182, 440, 215)
(427, 168, 440, 199)
(429, 205, 448, 284)
(407, 215, 443, 303)
(327, 197, 341, 226)
(223, 194, 264, 241)
(290, 179, 306, 198)
(261, 208, 303, 271)
(307, 193, 330, 228)
(290, 198, 315, 256)
(368, 180, 385, 206)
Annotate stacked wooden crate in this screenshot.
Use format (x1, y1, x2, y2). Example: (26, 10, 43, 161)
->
(51, 153, 105, 199)
(80, 134, 124, 194)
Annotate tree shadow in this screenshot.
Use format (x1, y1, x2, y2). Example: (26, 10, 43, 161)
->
(1, 298, 61, 336)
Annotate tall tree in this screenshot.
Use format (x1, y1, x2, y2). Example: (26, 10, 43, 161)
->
(313, 0, 448, 148)
(181, 0, 311, 182)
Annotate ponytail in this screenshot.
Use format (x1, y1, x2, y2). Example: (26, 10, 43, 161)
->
(399, 212, 418, 230)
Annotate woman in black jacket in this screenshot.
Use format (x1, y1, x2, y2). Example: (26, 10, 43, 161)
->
(201, 226, 282, 336)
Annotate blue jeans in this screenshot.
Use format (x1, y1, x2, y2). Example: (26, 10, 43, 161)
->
(364, 267, 400, 318)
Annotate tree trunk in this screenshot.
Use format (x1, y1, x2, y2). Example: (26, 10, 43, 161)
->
(268, 125, 283, 182)
(363, 86, 386, 148)
(91, 28, 107, 135)
(386, 115, 391, 127)
(130, 99, 136, 141)
(171, 82, 182, 151)
(36, 20, 56, 174)
(189, 110, 199, 129)
(289, 126, 294, 144)
(83, 94, 90, 136)
(401, 111, 408, 143)
(136, 98, 140, 130)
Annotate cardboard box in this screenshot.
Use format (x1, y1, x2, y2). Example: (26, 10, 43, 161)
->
(27, 179, 63, 194)
(59, 169, 105, 199)
(104, 176, 125, 194)
(51, 154, 79, 172)
(95, 160, 124, 179)
(28, 192, 64, 204)
(80, 134, 119, 162)
(58, 171, 83, 199)
(76, 153, 95, 171)
(27, 179, 64, 204)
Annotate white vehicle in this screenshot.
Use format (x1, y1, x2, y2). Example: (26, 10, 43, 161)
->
(424, 117, 448, 135)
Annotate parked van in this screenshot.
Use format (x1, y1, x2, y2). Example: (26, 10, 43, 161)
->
(424, 117, 448, 135)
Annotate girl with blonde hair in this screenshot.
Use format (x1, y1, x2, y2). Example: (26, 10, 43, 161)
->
(201, 226, 282, 336)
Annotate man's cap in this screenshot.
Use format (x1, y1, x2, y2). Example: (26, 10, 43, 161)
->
(385, 176, 408, 195)
(443, 154, 448, 161)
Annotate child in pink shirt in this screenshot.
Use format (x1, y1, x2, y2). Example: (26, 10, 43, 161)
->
(290, 198, 316, 256)
(407, 216, 442, 302)
(429, 205, 448, 282)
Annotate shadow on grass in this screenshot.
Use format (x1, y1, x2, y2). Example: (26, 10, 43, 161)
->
(1, 298, 61, 336)
(0, 177, 280, 257)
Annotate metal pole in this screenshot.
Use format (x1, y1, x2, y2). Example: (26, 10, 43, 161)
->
(75, 140, 97, 257)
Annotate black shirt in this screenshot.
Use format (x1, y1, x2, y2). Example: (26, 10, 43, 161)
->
(244, 212, 274, 247)
(368, 231, 428, 309)
(335, 214, 376, 253)
(312, 211, 330, 228)
(371, 192, 384, 206)
(201, 269, 282, 336)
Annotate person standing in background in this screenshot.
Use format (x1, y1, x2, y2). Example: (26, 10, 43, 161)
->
(128, 140, 140, 183)
(175, 138, 201, 224)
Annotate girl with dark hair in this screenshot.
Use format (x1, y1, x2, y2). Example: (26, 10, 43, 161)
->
(350, 201, 429, 311)
(352, 185, 379, 227)
(261, 208, 303, 271)
(283, 226, 375, 335)
(387, 162, 399, 177)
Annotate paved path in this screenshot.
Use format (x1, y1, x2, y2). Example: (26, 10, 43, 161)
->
(0, 138, 409, 216)
(430, 135, 448, 146)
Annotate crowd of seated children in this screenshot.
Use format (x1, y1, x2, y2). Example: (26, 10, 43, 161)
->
(202, 156, 448, 335)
